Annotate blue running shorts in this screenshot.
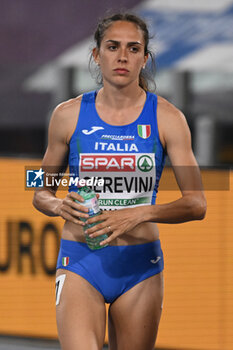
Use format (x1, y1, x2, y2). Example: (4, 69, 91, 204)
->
(56, 239, 164, 304)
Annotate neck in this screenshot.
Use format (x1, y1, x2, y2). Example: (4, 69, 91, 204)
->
(99, 81, 145, 109)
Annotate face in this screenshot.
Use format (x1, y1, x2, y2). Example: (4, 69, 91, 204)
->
(93, 21, 148, 88)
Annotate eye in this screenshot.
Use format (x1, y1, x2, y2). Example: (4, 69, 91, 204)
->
(130, 46, 139, 53)
(108, 45, 117, 51)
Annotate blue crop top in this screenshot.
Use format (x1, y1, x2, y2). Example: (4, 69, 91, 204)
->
(68, 90, 166, 210)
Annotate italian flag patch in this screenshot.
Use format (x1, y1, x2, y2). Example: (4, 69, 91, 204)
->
(62, 257, 69, 267)
(137, 125, 151, 139)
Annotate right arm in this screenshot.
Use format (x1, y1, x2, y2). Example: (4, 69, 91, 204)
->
(33, 97, 89, 225)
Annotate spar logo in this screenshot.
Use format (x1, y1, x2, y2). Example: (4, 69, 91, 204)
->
(80, 155, 136, 172)
(137, 155, 153, 172)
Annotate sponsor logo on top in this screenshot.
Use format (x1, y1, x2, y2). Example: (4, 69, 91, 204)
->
(137, 125, 151, 139)
(82, 126, 104, 135)
(101, 134, 135, 141)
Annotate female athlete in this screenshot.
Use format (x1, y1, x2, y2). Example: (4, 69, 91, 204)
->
(33, 12, 206, 350)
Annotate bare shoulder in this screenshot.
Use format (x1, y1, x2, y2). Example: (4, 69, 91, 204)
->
(53, 95, 82, 125)
(157, 95, 190, 147)
(157, 95, 186, 124)
(49, 95, 83, 144)
(55, 95, 82, 115)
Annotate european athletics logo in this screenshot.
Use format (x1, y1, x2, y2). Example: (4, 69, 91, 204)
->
(26, 168, 45, 188)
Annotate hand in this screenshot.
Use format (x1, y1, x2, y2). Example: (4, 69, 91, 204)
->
(85, 207, 143, 246)
(55, 191, 89, 225)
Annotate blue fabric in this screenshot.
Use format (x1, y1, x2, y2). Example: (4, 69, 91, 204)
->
(56, 239, 164, 304)
(68, 90, 166, 209)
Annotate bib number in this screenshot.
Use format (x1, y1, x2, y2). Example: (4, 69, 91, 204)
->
(55, 274, 66, 306)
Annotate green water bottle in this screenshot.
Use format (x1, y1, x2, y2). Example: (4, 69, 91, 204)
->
(75, 186, 108, 250)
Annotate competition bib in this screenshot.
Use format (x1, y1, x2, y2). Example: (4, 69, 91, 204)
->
(79, 153, 156, 210)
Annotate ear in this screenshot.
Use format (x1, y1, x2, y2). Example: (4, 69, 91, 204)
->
(92, 47, 100, 65)
(143, 52, 149, 69)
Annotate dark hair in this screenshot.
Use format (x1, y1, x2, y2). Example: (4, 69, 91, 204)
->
(89, 12, 156, 92)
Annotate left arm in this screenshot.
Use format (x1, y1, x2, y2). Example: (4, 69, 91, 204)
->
(142, 101, 207, 224)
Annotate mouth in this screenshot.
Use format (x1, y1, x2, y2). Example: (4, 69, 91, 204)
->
(113, 68, 129, 74)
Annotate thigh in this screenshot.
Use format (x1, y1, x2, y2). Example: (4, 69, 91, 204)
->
(108, 272, 164, 350)
(56, 269, 106, 350)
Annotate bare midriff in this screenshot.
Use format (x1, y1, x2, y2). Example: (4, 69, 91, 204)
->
(62, 220, 159, 245)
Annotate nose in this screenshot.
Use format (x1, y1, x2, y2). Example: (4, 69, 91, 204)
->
(117, 47, 128, 63)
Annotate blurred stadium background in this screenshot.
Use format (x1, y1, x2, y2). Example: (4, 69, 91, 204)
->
(0, 0, 232, 349)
